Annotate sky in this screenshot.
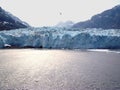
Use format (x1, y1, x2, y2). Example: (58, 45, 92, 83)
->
(0, 0, 120, 27)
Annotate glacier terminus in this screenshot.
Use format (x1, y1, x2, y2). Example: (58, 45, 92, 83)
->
(0, 27, 120, 49)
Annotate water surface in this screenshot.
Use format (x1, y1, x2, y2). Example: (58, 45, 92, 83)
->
(0, 49, 120, 90)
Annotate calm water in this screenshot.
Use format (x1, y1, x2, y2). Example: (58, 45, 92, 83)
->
(0, 49, 120, 90)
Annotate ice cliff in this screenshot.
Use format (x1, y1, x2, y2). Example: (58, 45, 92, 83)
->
(0, 27, 120, 49)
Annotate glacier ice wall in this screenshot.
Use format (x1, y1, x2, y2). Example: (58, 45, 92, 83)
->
(0, 27, 120, 49)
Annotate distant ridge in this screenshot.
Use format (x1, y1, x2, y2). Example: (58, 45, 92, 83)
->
(0, 7, 29, 30)
(55, 21, 74, 28)
(73, 5, 120, 29)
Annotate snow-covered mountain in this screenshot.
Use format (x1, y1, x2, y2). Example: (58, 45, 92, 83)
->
(0, 7, 29, 30)
(73, 5, 120, 29)
(0, 27, 120, 49)
(55, 21, 74, 28)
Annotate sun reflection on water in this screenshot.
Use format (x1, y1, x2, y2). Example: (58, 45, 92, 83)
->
(0, 49, 120, 90)
(3, 49, 72, 73)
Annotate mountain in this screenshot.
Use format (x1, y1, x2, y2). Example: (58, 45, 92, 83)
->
(55, 21, 74, 28)
(73, 5, 120, 29)
(0, 7, 29, 30)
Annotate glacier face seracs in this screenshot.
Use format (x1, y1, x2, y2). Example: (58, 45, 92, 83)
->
(0, 27, 120, 49)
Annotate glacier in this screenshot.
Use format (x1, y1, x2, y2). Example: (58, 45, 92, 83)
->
(0, 27, 120, 49)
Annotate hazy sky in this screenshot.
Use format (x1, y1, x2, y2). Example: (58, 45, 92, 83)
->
(0, 0, 120, 26)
